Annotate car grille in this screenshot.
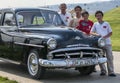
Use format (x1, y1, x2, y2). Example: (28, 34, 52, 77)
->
(53, 50, 98, 59)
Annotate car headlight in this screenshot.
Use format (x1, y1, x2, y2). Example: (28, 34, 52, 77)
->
(98, 38, 105, 47)
(47, 38, 57, 50)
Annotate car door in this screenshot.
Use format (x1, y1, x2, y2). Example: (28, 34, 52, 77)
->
(0, 12, 16, 60)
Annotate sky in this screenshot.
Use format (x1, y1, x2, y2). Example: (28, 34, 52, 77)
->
(0, 0, 111, 8)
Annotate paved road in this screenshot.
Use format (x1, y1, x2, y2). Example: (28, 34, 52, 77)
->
(0, 52, 120, 83)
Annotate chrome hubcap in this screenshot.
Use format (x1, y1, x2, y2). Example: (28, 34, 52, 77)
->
(28, 53, 38, 76)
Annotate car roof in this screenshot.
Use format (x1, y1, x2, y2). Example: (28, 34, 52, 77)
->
(0, 7, 57, 13)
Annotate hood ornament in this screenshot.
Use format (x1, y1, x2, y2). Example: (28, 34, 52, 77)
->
(74, 36, 81, 40)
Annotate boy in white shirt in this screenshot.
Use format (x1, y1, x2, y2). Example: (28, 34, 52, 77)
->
(59, 3, 72, 26)
(90, 11, 116, 77)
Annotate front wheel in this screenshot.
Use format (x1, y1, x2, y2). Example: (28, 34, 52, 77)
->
(77, 66, 95, 75)
(27, 49, 45, 79)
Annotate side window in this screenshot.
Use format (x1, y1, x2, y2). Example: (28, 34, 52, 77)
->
(3, 13, 16, 26)
(17, 15, 24, 26)
(32, 16, 45, 25)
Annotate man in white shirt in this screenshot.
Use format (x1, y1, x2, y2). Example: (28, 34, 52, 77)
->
(90, 11, 116, 77)
(59, 3, 72, 26)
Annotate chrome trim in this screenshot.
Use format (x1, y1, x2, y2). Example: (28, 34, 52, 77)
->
(67, 44, 89, 48)
(47, 47, 100, 59)
(55, 52, 97, 58)
(14, 42, 44, 48)
(39, 57, 107, 68)
(80, 51, 83, 58)
(81, 52, 96, 55)
(49, 47, 100, 54)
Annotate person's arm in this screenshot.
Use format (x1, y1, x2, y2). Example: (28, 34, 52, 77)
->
(90, 32, 101, 36)
(69, 19, 74, 27)
(103, 32, 112, 38)
(90, 23, 102, 36)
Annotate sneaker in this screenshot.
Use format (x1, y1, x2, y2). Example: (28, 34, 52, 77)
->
(100, 72, 106, 76)
(108, 73, 116, 77)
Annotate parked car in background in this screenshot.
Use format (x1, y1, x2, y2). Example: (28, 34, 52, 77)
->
(0, 8, 107, 79)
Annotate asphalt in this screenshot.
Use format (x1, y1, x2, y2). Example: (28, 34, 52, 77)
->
(0, 52, 120, 83)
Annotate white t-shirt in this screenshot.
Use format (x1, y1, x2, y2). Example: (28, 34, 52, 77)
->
(70, 17, 83, 28)
(59, 12, 72, 26)
(91, 21, 112, 45)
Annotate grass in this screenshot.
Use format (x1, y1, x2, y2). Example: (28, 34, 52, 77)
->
(0, 76, 18, 83)
(89, 7, 120, 51)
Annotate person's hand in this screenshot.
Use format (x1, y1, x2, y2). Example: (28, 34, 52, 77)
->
(82, 32, 86, 34)
(102, 35, 108, 39)
(91, 32, 101, 37)
(97, 34, 101, 36)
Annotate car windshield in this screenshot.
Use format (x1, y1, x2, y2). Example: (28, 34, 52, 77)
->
(16, 10, 65, 27)
(40, 10, 65, 26)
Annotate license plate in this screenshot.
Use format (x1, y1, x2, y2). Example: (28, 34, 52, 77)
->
(78, 59, 96, 65)
(66, 59, 98, 67)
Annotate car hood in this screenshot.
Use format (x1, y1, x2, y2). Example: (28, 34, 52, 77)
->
(20, 26, 91, 48)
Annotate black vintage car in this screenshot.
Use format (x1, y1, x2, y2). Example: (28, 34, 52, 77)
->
(0, 8, 107, 79)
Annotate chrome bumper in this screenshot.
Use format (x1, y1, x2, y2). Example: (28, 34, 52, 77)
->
(39, 58, 107, 68)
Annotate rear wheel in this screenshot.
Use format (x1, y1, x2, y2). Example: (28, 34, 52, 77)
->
(27, 49, 45, 79)
(77, 66, 95, 75)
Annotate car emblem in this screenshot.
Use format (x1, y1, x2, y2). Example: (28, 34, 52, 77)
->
(74, 36, 81, 40)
